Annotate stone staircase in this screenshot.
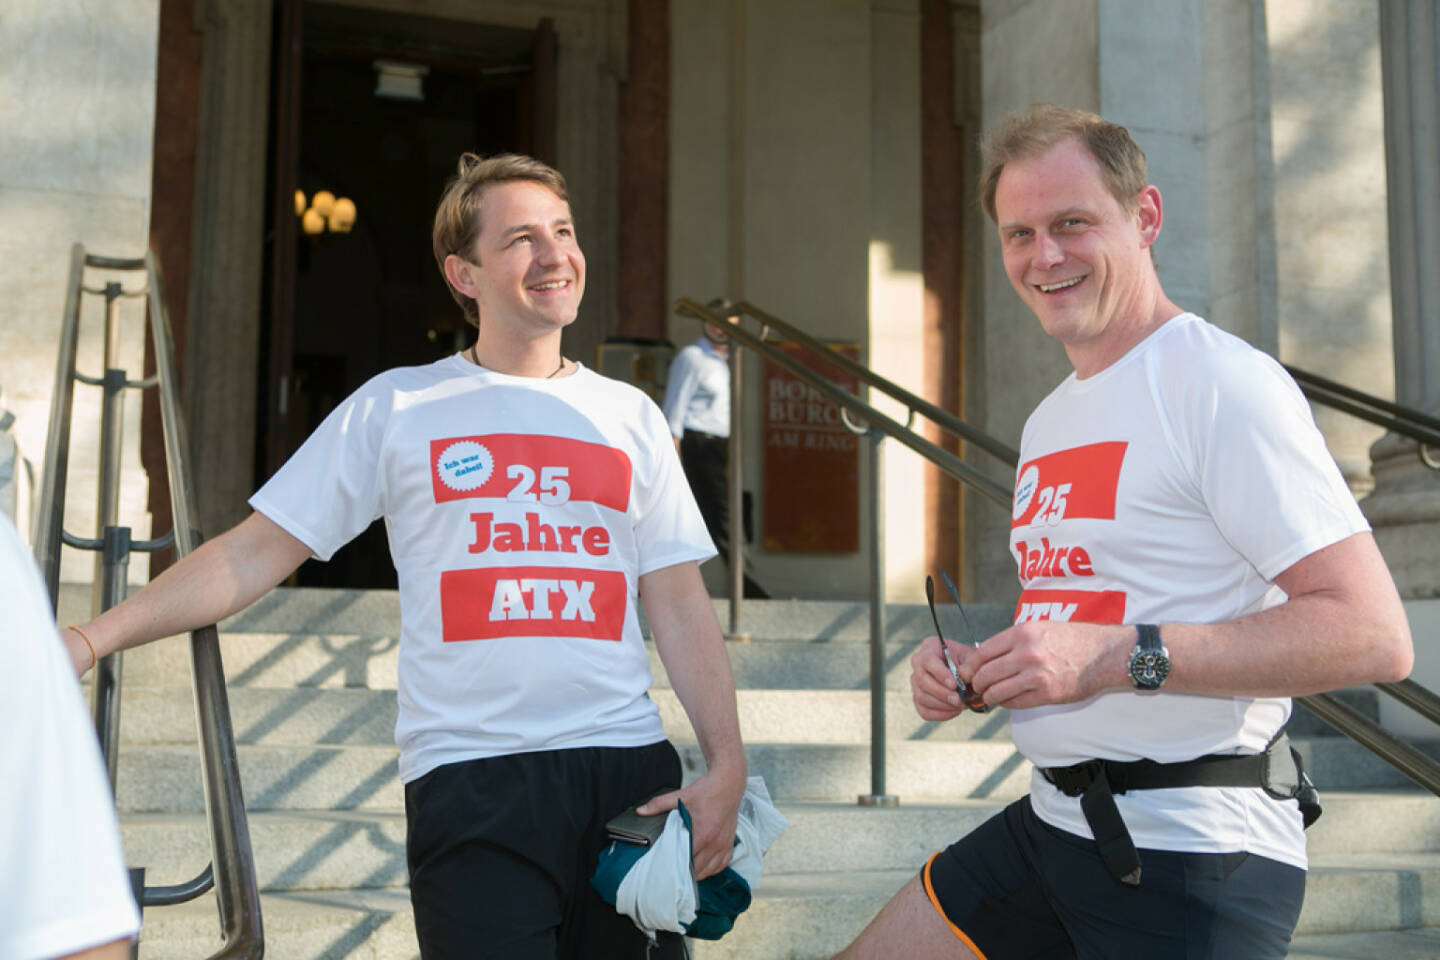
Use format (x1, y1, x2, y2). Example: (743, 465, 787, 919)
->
(62, 584, 1440, 959)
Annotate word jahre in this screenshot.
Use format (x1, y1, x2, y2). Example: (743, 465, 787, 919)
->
(468, 511, 612, 557)
(1014, 537, 1095, 580)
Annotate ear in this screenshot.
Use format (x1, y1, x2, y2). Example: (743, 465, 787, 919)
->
(1135, 184, 1163, 248)
(443, 253, 480, 299)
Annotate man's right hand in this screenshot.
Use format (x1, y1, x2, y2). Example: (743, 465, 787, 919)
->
(909, 637, 971, 721)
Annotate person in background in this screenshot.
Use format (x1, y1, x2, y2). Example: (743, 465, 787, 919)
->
(663, 298, 769, 599)
(1, 511, 140, 960)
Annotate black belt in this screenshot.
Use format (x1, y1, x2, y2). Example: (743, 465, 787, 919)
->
(1038, 732, 1318, 886)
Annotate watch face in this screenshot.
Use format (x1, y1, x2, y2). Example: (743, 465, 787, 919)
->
(1131, 650, 1170, 689)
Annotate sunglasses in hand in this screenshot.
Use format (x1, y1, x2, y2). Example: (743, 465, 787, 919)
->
(924, 572, 989, 713)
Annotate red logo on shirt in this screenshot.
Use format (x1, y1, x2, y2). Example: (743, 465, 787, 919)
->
(1011, 441, 1128, 529)
(440, 565, 628, 642)
(431, 434, 632, 512)
(1014, 589, 1126, 624)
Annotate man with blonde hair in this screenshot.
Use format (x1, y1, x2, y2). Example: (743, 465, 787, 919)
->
(66, 152, 745, 958)
(835, 104, 1412, 958)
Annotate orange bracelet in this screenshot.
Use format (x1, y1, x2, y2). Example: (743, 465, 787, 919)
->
(67, 624, 98, 672)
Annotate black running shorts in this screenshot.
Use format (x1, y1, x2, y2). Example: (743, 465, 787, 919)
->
(405, 741, 688, 959)
(923, 797, 1306, 960)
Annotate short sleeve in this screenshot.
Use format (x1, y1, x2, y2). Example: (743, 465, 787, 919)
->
(1168, 349, 1367, 581)
(631, 396, 716, 574)
(250, 375, 395, 561)
(0, 518, 140, 958)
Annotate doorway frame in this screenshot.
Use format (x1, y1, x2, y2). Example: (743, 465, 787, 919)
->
(182, 0, 627, 537)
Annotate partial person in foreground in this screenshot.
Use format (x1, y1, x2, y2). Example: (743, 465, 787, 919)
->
(1, 512, 140, 960)
(835, 104, 1413, 959)
(662, 297, 769, 599)
(64, 153, 746, 959)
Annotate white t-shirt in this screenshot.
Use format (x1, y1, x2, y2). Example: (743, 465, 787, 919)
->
(251, 357, 715, 783)
(663, 338, 730, 439)
(1008, 313, 1368, 869)
(0, 515, 140, 959)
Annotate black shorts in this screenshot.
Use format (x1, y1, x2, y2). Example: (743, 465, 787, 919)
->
(404, 741, 688, 959)
(924, 797, 1306, 960)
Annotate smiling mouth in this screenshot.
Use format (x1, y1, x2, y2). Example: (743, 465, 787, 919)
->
(1037, 276, 1085, 293)
(528, 280, 570, 292)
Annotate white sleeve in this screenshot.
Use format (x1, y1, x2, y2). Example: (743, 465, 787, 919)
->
(1168, 349, 1367, 581)
(662, 347, 699, 439)
(249, 375, 394, 561)
(0, 518, 140, 959)
(632, 398, 716, 574)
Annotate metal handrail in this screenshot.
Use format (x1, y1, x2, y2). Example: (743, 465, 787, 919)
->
(1284, 363, 1440, 466)
(32, 245, 263, 957)
(1296, 692, 1440, 795)
(731, 299, 1022, 465)
(673, 299, 1013, 505)
(673, 296, 1440, 805)
(1279, 366, 1440, 791)
(673, 296, 1016, 802)
(1376, 679, 1440, 728)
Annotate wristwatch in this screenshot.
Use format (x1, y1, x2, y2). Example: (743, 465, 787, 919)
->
(1128, 624, 1170, 691)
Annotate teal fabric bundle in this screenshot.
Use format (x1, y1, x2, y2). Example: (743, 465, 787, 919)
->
(589, 777, 786, 941)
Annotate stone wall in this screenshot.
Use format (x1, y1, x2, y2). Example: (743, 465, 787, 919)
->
(669, 0, 939, 600)
(0, 1, 160, 584)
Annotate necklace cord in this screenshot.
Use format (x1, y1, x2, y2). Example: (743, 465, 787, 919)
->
(470, 343, 566, 378)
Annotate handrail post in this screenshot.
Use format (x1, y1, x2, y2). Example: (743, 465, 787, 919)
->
(34, 244, 87, 605)
(726, 339, 749, 641)
(92, 364, 127, 610)
(859, 427, 897, 806)
(92, 524, 132, 790)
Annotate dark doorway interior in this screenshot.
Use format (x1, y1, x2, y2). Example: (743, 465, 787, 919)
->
(260, 3, 547, 589)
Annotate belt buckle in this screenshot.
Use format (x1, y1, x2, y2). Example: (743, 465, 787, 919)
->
(1047, 759, 1103, 798)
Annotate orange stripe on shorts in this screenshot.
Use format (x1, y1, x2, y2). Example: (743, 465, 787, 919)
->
(922, 851, 989, 960)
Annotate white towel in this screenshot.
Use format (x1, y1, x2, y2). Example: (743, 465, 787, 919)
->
(612, 776, 787, 936)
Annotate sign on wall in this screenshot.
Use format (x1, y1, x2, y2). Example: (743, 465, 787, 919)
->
(762, 342, 861, 553)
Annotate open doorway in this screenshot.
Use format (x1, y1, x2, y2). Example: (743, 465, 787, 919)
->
(259, 2, 555, 589)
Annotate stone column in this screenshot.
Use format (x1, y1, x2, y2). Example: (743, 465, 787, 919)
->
(185, 0, 274, 539)
(1365, 0, 1440, 601)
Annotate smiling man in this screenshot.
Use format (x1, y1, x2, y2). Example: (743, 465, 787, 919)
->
(65, 154, 745, 959)
(834, 105, 1413, 959)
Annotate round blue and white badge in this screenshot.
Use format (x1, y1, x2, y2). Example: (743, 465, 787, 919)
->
(436, 440, 494, 492)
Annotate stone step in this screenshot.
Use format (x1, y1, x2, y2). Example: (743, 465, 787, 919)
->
(118, 791, 1440, 896)
(112, 740, 1034, 813)
(130, 855, 1440, 959)
(114, 733, 1435, 816)
(113, 632, 940, 692)
(109, 686, 1014, 747)
(105, 679, 1381, 759)
(58, 582, 1016, 647)
(697, 852, 1440, 957)
(131, 889, 417, 960)
(1288, 928, 1440, 959)
(116, 744, 406, 814)
(109, 633, 1382, 750)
